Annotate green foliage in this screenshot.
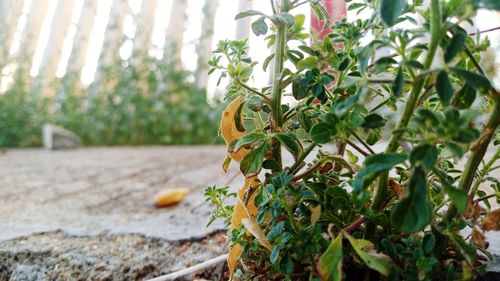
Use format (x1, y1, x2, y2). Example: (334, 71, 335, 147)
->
(207, 0, 500, 280)
(0, 55, 220, 147)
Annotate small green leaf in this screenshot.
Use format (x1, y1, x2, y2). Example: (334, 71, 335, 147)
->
(251, 17, 268, 36)
(247, 95, 264, 112)
(240, 140, 269, 177)
(353, 153, 407, 194)
(366, 128, 381, 145)
(275, 133, 302, 159)
(478, 0, 500, 10)
(272, 12, 295, 26)
(445, 30, 466, 63)
(222, 155, 232, 172)
(270, 245, 280, 264)
(338, 57, 350, 71)
(263, 53, 275, 71)
(362, 114, 387, 129)
(444, 185, 467, 214)
(445, 141, 465, 158)
(233, 133, 266, 152)
(235, 10, 265, 20)
(391, 67, 404, 97)
(346, 233, 392, 277)
(451, 84, 476, 109)
(410, 143, 437, 169)
(391, 167, 432, 233)
(449, 67, 492, 91)
(318, 233, 343, 281)
(310, 122, 335, 144)
(298, 57, 319, 70)
(435, 71, 453, 104)
(375, 57, 398, 65)
(380, 0, 406, 26)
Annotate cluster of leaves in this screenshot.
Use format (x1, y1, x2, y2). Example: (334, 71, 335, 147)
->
(206, 0, 500, 280)
(0, 53, 220, 147)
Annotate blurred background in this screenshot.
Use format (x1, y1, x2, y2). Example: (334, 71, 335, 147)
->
(0, 0, 498, 148)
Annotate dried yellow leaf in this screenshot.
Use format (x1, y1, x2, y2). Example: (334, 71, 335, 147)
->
(242, 217, 273, 251)
(228, 176, 259, 280)
(154, 188, 189, 207)
(221, 96, 249, 163)
(482, 208, 500, 231)
(311, 205, 321, 225)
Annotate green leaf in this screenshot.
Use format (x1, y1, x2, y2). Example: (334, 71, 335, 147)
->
(318, 233, 343, 281)
(353, 153, 407, 195)
(298, 57, 319, 70)
(375, 57, 398, 65)
(275, 133, 302, 159)
(410, 143, 437, 169)
(451, 84, 476, 109)
(338, 57, 350, 71)
(272, 12, 295, 27)
(391, 67, 404, 97)
(222, 155, 232, 172)
(445, 30, 466, 63)
(435, 71, 453, 105)
(362, 114, 387, 129)
(346, 233, 392, 277)
(310, 122, 335, 144)
(240, 140, 269, 177)
(449, 67, 492, 91)
(270, 246, 280, 264)
(366, 129, 381, 146)
(334, 86, 367, 117)
(391, 167, 432, 233)
(445, 232, 477, 266)
(235, 10, 265, 20)
(263, 53, 275, 71)
(444, 185, 467, 214)
(251, 17, 268, 36)
(380, 0, 406, 26)
(445, 141, 465, 158)
(233, 133, 266, 152)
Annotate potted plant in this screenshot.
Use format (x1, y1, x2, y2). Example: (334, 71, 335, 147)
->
(205, 0, 500, 280)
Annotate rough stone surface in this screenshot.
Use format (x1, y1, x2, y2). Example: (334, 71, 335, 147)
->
(0, 147, 245, 241)
(42, 124, 81, 150)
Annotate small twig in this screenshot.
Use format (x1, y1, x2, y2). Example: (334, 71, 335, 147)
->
(146, 254, 228, 281)
(469, 26, 500, 36)
(235, 79, 272, 104)
(347, 140, 370, 157)
(352, 132, 376, 155)
(342, 217, 367, 233)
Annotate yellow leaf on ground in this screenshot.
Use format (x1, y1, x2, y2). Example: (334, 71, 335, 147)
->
(154, 188, 189, 207)
(220, 96, 249, 163)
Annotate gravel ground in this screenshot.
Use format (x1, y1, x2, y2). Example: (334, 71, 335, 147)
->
(0, 230, 228, 281)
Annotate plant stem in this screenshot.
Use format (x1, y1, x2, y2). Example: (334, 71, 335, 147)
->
(290, 143, 316, 174)
(444, 99, 500, 221)
(269, 5, 288, 171)
(370, 0, 442, 216)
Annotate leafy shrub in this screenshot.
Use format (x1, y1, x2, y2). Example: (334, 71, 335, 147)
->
(206, 0, 500, 280)
(0, 54, 221, 147)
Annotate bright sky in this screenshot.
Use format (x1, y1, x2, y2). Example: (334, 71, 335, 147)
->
(2, 0, 500, 95)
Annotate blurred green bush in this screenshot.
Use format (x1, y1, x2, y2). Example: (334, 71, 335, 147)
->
(0, 55, 221, 147)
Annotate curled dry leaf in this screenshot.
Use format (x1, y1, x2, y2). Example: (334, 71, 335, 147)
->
(221, 96, 249, 163)
(154, 187, 189, 207)
(481, 209, 500, 231)
(228, 177, 259, 279)
(241, 217, 273, 251)
(471, 226, 487, 248)
(311, 205, 321, 225)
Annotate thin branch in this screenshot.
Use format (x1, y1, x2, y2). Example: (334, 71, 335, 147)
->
(146, 254, 228, 281)
(342, 217, 368, 233)
(352, 132, 376, 155)
(347, 140, 370, 157)
(469, 26, 500, 36)
(235, 79, 272, 103)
